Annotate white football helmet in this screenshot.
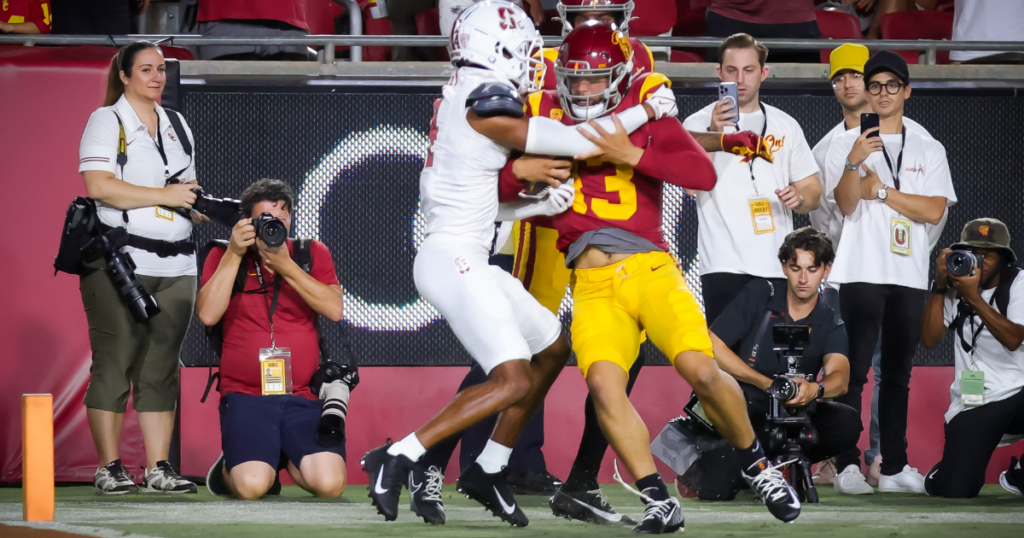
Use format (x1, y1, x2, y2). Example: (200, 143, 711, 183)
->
(448, 0, 545, 94)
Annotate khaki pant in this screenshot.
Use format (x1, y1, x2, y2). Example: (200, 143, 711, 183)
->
(80, 266, 196, 413)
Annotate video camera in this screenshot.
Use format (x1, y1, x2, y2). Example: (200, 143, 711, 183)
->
(80, 227, 160, 322)
(946, 249, 984, 277)
(764, 324, 819, 503)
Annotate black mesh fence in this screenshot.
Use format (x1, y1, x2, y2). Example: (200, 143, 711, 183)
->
(179, 87, 1024, 367)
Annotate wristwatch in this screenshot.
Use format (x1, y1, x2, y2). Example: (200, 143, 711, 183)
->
(877, 185, 889, 201)
(931, 279, 949, 295)
(844, 158, 858, 171)
(816, 383, 825, 399)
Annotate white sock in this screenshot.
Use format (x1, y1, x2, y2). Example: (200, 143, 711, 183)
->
(386, 433, 426, 461)
(476, 440, 513, 474)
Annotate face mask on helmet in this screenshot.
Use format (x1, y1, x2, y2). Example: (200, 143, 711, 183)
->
(561, 73, 614, 121)
(557, 0, 635, 36)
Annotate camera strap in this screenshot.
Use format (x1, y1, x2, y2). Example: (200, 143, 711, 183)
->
(747, 280, 776, 364)
(951, 294, 997, 356)
(253, 260, 283, 349)
(881, 126, 906, 191)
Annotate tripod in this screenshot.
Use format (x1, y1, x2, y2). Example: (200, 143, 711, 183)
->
(765, 400, 819, 503)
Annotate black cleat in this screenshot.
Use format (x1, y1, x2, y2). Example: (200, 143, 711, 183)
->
(456, 463, 529, 527)
(361, 445, 413, 521)
(632, 497, 684, 534)
(550, 483, 636, 526)
(410, 464, 446, 525)
(1000, 456, 1023, 497)
(743, 459, 801, 523)
(509, 470, 563, 496)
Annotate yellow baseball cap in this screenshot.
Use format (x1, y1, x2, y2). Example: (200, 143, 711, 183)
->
(829, 43, 870, 80)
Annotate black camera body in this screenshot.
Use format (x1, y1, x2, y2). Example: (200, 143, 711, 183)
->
(253, 212, 288, 248)
(765, 324, 820, 503)
(946, 249, 984, 277)
(80, 227, 160, 322)
(190, 188, 242, 228)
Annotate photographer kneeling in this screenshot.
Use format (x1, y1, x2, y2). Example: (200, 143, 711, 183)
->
(921, 218, 1024, 499)
(708, 228, 860, 466)
(196, 179, 349, 500)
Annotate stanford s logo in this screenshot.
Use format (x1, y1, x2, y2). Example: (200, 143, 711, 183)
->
(498, 7, 518, 30)
(454, 256, 471, 274)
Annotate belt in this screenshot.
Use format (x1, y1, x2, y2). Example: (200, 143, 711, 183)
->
(99, 223, 195, 258)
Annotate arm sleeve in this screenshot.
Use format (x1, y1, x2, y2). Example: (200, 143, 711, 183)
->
(709, 281, 762, 348)
(310, 240, 341, 287)
(787, 124, 821, 184)
(201, 246, 227, 288)
(942, 291, 957, 328)
(497, 154, 525, 203)
(30, 0, 52, 33)
(682, 107, 712, 133)
(525, 103, 649, 156)
(635, 118, 717, 190)
(823, 320, 849, 358)
(179, 114, 198, 183)
(924, 142, 957, 206)
(78, 109, 119, 175)
(496, 199, 548, 221)
(1007, 276, 1024, 326)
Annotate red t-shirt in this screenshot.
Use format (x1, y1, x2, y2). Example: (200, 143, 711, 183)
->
(709, 0, 816, 25)
(197, 0, 308, 31)
(1, 0, 52, 33)
(202, 239, 340, 400)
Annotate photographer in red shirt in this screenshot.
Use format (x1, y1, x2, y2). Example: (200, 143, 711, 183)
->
(197, 179, 348, 500)
(0, 0, 52, 34)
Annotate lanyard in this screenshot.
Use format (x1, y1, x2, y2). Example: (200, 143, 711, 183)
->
(880, 126, 906, 191)
(253, 259, 282, 349)
(747, 102, 769, 195)
(152, 115, 170, 180)
(955, 293, 997, 363)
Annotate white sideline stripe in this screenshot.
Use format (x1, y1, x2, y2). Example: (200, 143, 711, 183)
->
(2, 520, 165, 538)
(2, 502, 1023, 527)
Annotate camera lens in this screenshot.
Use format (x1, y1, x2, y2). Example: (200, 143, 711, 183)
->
(946, 250, 976, 277)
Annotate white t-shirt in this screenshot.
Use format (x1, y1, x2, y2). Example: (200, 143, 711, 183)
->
(420, 67, 515, 249)
(825, 125, 957, 289)
(78, 95, 197, 277)
(942, 274, 1024, 424)
(951, 0, 1024, 62)
(683, 102, 820, 278)
(810, 117, 931, 248)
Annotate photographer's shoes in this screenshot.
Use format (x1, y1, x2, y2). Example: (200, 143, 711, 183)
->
(878, 465, 926, 493)
(142, 460, 197, 494)
(999, 456, 1023, 497)
(834, 464, 874, 495)
(742, 459, 801, 523)
(206, 453, 231, 496)
(409, 464, 446, 525)
(94, 459, 138, 495)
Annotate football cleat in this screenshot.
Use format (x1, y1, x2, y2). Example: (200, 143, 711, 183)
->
(633, 496, 684, 534)
(361, 445, 413, 521)
(456, 463, 529, 527)
(743, 458, 801, 523)
(409, 464, 446, 525)
(550, 483, 637, 526)
(508, 469, 563, 496)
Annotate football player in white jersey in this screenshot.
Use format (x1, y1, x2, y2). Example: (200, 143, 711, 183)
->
(360, 1, 674, 526)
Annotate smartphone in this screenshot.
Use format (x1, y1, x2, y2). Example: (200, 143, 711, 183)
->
(860, 112, 880, 138)
(718, 82, 739, 122)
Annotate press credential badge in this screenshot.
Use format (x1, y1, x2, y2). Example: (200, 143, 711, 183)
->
(891, 217, 912, 256)
(748, 195, 776, 234)
(260, 347, 292, 395)
(960, 370, 984, 407)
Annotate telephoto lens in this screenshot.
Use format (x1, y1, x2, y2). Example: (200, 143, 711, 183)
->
(946, 249, 981, 277)
(189, 189, 241, 228)
(309, 363, 360, 448)
(252, 212, 288, 248)
(767, 376, 799, 402)
(80, 228, 161, 322)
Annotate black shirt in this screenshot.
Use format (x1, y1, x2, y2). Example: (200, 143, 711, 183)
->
(710, 279, 848, 385)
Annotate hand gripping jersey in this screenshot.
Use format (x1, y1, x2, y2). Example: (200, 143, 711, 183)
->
(535, 38, 654, 91)
(499, 72, 716, 255)
(421, 67, 522, 248)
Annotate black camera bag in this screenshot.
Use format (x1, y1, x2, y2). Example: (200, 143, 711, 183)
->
(54, 197, 102, 275)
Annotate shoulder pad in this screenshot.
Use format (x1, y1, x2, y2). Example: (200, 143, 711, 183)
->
(467, 83, 525, 118)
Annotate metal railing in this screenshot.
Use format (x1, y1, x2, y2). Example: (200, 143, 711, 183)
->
(2, 34, 1023, 65)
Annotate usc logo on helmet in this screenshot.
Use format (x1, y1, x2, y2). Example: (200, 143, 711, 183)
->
(610, 31, 632, 61)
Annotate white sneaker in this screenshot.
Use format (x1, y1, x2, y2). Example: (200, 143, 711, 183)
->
(878, 464, 926, 493)
(833, 465, 874, 495)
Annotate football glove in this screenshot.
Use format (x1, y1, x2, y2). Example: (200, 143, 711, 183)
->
(722, 131, 774, 164)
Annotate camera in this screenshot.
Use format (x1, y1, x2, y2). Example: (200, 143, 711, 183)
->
(309, 363, 360, 448)
(946, 249, 983, 277)
(190, 189, 241, 228)
(253, 213, 288, 248)
(80, 227, 160, 322)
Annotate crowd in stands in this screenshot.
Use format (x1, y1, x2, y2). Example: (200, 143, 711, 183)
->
(3, 0, 1021, 65)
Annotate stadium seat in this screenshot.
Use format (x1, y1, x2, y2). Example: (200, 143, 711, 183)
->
(670, 50, 703, 63)
(671, 4, 707, 61)
(631, 0, 677, 36)
(362, 4, 393, 62)
(416, 8, 449, 61)
(305, 0, 345, 35)
(816, 10, 862, 63)
(880, 10, 953, 64)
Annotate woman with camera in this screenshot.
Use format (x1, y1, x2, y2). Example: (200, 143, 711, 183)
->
(77, 41, 206, 494)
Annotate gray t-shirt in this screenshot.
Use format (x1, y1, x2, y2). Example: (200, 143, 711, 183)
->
(565, 227, 664, 267)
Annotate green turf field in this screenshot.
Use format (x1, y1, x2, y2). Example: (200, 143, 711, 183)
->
(1, 483, 1021, 538)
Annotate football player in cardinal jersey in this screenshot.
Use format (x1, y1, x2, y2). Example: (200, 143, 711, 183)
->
(503, 23, 801, 532)
(360, 2, 678, 527)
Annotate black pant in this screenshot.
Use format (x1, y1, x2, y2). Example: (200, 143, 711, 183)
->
(746, 389, 862, 464)
(705, 10, 822, 64)
(419, 364, 548, 475)
(925, 388, 1024, 498)
(701, 273, 759, 327)
(836, 283, 927, 475)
